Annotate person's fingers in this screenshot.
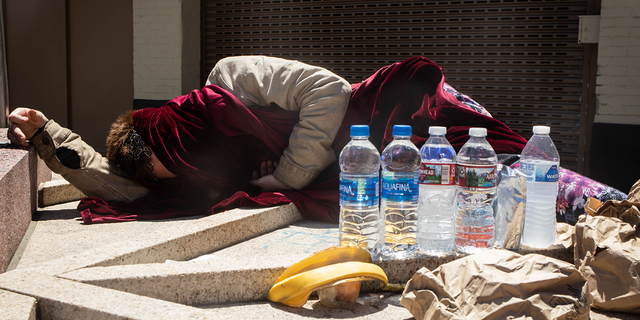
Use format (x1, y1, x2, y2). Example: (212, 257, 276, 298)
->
(252, 170, 259, 180)
(6, 129, 17, 145)
(248, 174, 291, 192)
(27, 109, 48, 127)
(10, 123, 23, 140)
(267, 160, 275, 174)
(257, 160, 279, 179)
(14, 107, 32, 120)
(8, 110, 29, 124)
(28, 109, 38, 123)
(260, 161, 268, 177)
(8, 123, 27, 147)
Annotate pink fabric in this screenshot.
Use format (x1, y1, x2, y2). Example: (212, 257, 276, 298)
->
(510, 163, 628, 225)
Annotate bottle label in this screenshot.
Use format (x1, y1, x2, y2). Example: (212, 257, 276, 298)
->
(381, 171, 419, 203)
(520, 162, 559, 183)
(456, 164, 497, 188)
(419, 162, 456, 185)
(339, 175, 379, 207)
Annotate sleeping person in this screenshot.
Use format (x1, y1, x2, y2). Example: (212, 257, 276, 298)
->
(8, 56, 527, 223)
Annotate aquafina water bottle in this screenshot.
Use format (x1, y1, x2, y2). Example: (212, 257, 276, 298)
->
(418, 126, 457, 254)
(339, 125, 380, 255)
(520, 125, 560, 248)
(455, 127, 498, 254)
(380, 125, 421, 259)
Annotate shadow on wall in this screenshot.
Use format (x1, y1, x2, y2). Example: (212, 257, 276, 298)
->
(589, 123, 640, 193)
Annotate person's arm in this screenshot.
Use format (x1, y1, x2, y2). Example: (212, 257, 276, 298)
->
(8, 108, 149, 202)
(206, 56, 351, 190)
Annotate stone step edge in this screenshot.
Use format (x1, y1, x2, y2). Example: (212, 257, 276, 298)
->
(38, 177, 85, 208)
(55, 245, 572, 306)
(0, 288, 37, 320)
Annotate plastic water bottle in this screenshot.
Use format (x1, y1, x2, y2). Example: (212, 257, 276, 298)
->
(338, 125, 381, 255)
(455, 127, 498, 254)
(417, 126, 457, 254)
(379, 125, 421, 259)
(520, 125, 560, 248)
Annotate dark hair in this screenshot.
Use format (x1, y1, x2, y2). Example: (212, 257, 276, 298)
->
(106, 110, 155, 183)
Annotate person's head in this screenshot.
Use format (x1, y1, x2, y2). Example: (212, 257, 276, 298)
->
(106, 110, 155, 183)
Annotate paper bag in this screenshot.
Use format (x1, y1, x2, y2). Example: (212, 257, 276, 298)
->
(401, 249, 591, 320)
(574, 204, 640, 313)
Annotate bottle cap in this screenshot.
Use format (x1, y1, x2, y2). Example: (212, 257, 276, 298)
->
(350, 125, 370, 137)
(468, 127, 487, 137)
(393, 125, 412, 136)
(532, 126, 550, 134)
(429, 126, 446, 135)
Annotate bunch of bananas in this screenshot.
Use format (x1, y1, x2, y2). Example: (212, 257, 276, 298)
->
(267, 246, 389, 307)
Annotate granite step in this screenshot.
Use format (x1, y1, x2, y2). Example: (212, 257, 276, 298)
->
(38, 173, 85, 208)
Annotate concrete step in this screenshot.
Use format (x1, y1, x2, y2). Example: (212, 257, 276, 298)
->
(37, 173, 85, 208)
(0, 289, 36, 320)
(2, 197, 635, 319)
(2, 198, 634, 319)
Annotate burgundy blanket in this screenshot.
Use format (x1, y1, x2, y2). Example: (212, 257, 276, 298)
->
(79, 57, 527, 224)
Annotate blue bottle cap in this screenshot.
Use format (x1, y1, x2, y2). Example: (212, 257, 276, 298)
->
(350, 125, 370, 137)
(393, 125, 412, 136)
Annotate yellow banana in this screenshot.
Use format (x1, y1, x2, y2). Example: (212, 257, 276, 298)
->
(275, 246, 373, 283)
(267, 261, 388, 307)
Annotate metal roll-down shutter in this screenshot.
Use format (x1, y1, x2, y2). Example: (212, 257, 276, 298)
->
(203, 0, 597, 172)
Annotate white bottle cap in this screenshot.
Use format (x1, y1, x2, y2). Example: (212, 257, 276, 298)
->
(468, 127, 487, 137)
(428, 126, 446, 135)
(533, 125, 550, 134)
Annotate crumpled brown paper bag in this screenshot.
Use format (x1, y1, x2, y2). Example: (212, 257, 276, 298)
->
(400, 249, 591, 320)
(556, 222, 575, 249)
(573, 178, 640, 313)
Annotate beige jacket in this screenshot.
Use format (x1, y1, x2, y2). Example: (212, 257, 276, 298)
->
(31, 120, 150, 202)
(32, 56, 351, 202)
(206, 56, 351, 189)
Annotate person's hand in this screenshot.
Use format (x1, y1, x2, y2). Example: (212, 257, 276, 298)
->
(250, 174, 291, 192)
(7, 107, 49, 147)
(252, 160, 278, 180)
(250, 160, 291, 192)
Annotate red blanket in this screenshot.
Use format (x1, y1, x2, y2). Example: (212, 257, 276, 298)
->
(79, 57, 526, 224)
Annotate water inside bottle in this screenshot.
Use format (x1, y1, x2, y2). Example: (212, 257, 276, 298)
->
(381, 201, 418, 258)
(339, 206, 379, 252)
(455, 194, 495, 254)
(417, 186, 456, 254)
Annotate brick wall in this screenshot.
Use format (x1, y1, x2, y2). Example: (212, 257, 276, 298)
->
(133, 0, 199, 101)
(595, 0, 640, 125)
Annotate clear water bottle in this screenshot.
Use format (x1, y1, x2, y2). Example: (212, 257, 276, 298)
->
(418, 126, 457, 254)
(520, 125, 560, 248)
(455, 127, 498, 254)
(380, 125, 421, 259)
(339, 125, 381, 255)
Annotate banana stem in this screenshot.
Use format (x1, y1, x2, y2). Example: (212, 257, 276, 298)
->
(382, 283, 404, 292)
